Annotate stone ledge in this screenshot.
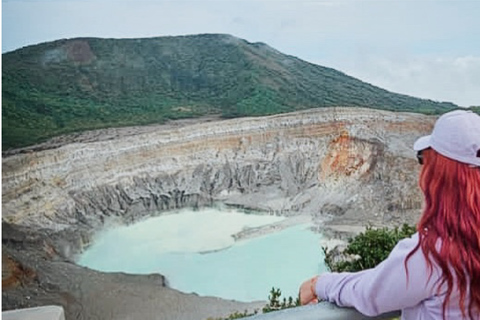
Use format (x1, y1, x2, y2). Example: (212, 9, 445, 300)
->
(244, 302, 400, 320)
(2, 306, 65, 320)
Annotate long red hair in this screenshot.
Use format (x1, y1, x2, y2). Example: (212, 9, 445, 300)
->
(408, 148, 480, 319)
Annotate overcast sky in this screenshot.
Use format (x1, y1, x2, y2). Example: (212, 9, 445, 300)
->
(2, 0, 480, 107)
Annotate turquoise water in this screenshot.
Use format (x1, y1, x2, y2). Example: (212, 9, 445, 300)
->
(78, 208, 327, 302)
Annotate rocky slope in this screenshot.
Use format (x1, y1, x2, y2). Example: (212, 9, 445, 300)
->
(2, 107, 435, 319)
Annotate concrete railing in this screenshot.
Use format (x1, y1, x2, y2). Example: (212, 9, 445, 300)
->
(1, 303, 400, 320)
(2, 306, 65, 320)
(244, 302, 401, 320)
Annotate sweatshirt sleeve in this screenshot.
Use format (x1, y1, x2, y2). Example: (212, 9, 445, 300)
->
(315, 233, 441, 316)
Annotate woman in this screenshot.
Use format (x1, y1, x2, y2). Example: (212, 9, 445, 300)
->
(299, 110, 480, 319)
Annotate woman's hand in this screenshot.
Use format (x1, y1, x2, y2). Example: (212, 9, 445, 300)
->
(299, 276, 319, 305)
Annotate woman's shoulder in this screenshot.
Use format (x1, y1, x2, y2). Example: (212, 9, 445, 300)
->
(390, 232, 442, 275)
(390, 232, 420, 255)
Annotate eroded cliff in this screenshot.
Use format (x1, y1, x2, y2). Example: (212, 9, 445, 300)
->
(2, 107, 433, 236)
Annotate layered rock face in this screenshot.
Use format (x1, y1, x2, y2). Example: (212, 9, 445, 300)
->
(2, 107, 434, 237)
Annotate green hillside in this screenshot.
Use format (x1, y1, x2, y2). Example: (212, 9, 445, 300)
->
(2, 34, 457, 150)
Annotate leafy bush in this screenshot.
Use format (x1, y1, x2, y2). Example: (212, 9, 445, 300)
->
(324, 224, 416, 272)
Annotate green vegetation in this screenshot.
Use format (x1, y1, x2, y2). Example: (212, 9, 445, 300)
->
(208, 287, 299, 320)
(324, 224, 417, 272)
(207, 310, 258, 320)
(2, 34, 458, 150)
(470, 106, 480, 114)
(262, 287, 300, 313)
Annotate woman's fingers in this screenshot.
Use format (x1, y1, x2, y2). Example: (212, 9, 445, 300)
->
(299, 276, 319, 305)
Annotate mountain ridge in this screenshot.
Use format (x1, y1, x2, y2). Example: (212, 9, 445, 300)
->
(2, 33, 458, 149)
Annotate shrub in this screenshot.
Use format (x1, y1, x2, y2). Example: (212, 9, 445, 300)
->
(324, 224, 416, 272)
(262, 287, 300, 313)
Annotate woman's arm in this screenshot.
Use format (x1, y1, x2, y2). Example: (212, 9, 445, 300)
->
(314, 233, 441, 316)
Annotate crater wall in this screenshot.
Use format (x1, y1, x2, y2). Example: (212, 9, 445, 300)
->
(2, 107, 434, 233)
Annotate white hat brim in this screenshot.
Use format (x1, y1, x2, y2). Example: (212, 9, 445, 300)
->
(413, 135, 432, 151)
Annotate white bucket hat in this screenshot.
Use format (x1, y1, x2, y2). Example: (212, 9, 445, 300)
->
(414, 110, 480, 167)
